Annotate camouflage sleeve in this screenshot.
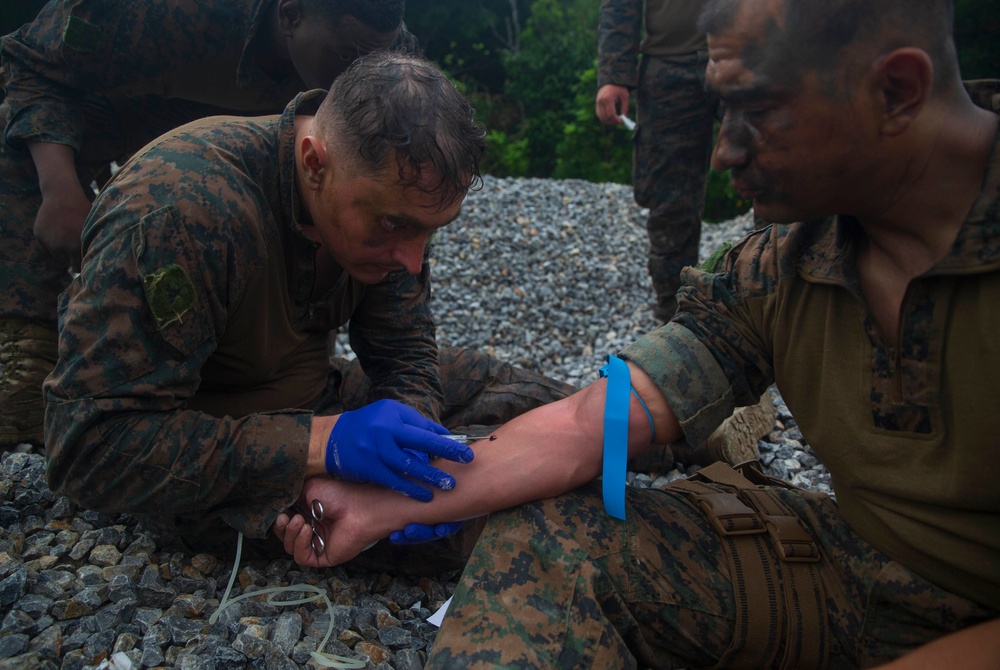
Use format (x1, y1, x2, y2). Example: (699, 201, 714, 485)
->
(1, 0, 247, 149)
(621, 227, 782, 447)
(347, 250, 445, 422)
(597, 0, 643, 90)
(43, 136, 310, 539)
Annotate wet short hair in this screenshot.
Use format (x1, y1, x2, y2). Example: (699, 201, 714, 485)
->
(300, 0, 404, 32)
(315, 51, 486, 208)
(700, 0, 958, 93)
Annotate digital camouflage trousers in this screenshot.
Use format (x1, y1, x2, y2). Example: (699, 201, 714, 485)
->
(427, 477, 996, 669)
(633, 52, 720, 319)
(320, 346, 578, 432)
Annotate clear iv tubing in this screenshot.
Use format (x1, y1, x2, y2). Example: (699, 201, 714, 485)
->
(210, 532, 366, 669)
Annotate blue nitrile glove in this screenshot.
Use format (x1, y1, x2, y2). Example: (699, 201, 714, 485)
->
(325, 399, 474, 501)
(386, 450, 465, 542)
(390, 521, 464, 545)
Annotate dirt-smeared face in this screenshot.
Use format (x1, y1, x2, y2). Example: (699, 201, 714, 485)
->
(705, 0, 882, 223)
(303, 148, 463, 285)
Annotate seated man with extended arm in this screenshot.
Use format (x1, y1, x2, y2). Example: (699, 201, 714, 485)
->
(43, 51, 574, 558)
(275, 0, 1000, 667)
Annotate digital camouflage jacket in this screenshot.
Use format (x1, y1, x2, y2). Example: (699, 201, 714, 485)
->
(597, 0, 707, 90)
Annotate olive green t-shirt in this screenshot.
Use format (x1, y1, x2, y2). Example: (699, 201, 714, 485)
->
(622, 83, 1000, 609)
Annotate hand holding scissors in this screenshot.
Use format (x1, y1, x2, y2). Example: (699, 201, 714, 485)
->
(296, 498, 327, 557)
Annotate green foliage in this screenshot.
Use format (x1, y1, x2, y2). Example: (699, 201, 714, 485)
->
(482, 129, 530, 177)
(405, 0, 531, 92)
(408, 0, 997, 188)
(553, 67, 632, 184)
(500, 0, 600, 176)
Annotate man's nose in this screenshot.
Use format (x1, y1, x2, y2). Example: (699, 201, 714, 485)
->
(393, 238, 428, 275)
(711, 117, 748, 172)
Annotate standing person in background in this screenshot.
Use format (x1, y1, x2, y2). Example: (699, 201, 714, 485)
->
(0, 0, 416, 447)
(597, 0, 769, 468)
(596, 0, 719, 323)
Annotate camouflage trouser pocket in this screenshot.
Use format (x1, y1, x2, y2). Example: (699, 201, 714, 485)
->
(858, 560, 996, 666)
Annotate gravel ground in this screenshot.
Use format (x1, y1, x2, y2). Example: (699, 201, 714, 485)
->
(1, 176, 829, 669)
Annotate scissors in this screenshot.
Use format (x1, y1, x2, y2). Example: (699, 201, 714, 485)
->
(298, 498, 325, 557)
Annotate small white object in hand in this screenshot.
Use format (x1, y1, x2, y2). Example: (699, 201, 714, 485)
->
(618, 114, 636, 131)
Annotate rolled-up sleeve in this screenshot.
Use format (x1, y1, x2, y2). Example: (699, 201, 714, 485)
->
(620, 228, 779, 446)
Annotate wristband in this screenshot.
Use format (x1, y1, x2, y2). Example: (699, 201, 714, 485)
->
(599, 354, 630, 520)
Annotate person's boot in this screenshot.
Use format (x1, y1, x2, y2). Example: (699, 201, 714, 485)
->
(686, 391, 776, 466)
(0, 318, 59, 447)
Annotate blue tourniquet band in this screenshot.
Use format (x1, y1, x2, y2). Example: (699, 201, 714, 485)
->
(599, 354, 630, 520)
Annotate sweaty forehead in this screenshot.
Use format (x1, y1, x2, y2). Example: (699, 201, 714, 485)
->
(705, 0, 791, 95)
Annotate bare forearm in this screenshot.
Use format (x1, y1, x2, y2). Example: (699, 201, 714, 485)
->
(286, 367, 683, 565)
(372, 396, 603, 529)
(307, 414, 336, 477)
(27, 141, 85, 196)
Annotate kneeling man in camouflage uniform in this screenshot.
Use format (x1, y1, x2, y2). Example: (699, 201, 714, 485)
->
(44, 52, 574, 557)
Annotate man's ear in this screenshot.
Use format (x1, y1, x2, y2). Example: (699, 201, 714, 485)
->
(300, 135, 328, 189)
(277, 0, 302, 36)
(875, 47, 933, 136)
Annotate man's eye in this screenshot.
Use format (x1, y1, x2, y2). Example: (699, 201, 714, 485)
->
(381, 218, 402, 232)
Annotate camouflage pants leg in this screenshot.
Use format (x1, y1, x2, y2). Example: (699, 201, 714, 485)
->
(427, 481, 996, 669)
(634, 53, 719, 319)
(326, 346, 577, 430)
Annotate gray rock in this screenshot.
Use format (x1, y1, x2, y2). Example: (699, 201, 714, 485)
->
(270, 611, 302, 654)
(0, 570, 26, 608)
(139, 643, 165, 668)
(378, 625, 415, 649)
(0, 634, 29, 659)
(82, 628, 116, 659)
(0, 611, 33, 636)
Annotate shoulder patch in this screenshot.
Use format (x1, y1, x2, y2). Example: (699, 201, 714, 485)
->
(62, 16, 103, 53)
(143, 264, 196, 328)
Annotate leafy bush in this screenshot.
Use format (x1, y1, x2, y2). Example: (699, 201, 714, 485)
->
(482, 129, 531, 177)
(501, 0, 600, 176)
(553, 67, 633, 184)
